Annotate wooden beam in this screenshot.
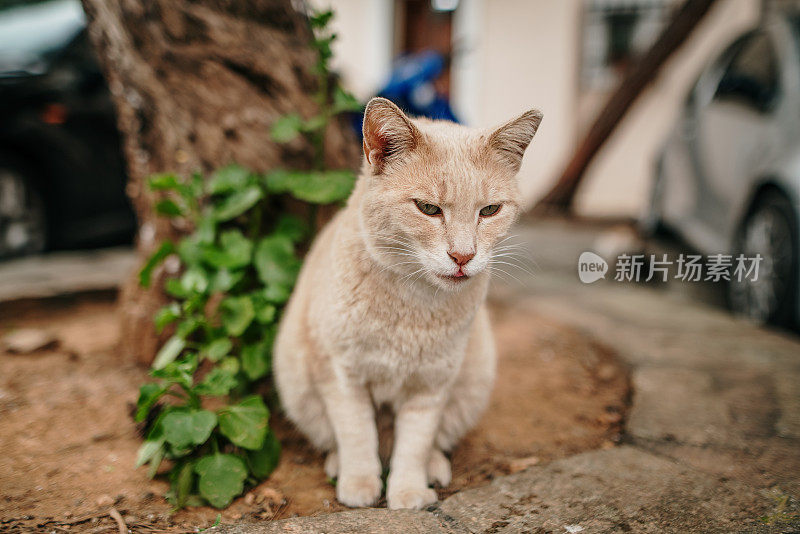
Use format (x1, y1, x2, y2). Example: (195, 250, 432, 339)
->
(535, 0, 719, 214)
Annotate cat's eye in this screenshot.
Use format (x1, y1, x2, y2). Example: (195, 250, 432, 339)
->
(479, 204, 502, 217)
(415, 200, 442, 216)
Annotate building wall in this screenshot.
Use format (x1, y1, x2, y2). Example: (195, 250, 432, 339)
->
(314, 0, 762, 216)
(451, 0, 583, 209)
(310, 0, 395, 101)
(574, 0, 760, 217)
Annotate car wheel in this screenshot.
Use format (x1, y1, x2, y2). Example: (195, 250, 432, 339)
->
(728, 190, 798, 326)
(0, 165, 47, 259)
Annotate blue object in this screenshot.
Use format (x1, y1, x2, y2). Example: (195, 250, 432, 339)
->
(349, 50, 459, 138)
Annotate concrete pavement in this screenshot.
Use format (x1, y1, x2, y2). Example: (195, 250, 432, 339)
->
(211, 220, 800, 533)
(0, 247, 135, 302)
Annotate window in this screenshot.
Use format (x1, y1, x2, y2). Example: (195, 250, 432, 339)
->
(581, 0, 673, 91)
(714, 33, 779, 113)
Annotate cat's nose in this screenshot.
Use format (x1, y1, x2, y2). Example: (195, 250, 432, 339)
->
(448, 251, 475, 266)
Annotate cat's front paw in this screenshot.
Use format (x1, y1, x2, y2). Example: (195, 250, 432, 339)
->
(427, 449, 451, 487)
(386, 486, 438, 510)
(336, 474, 382, 508)
(324, 450, 339, 478)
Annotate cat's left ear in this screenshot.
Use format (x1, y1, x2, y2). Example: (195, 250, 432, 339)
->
(487, 109, 543, 173)
(362, 97, 421, 174)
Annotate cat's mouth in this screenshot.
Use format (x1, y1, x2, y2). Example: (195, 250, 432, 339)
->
(438, 270, 470, 282)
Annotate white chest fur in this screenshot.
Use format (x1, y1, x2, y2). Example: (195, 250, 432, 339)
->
(312, 267, 482, 400)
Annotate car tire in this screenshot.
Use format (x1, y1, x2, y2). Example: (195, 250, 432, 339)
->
(0, 161, 48, 259)
(728, 190, 799, 327)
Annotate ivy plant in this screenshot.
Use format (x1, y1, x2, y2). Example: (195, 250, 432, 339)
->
(134, 8, 361, 510)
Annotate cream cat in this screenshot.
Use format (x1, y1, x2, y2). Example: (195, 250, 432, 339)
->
(273, 97, 542, 510)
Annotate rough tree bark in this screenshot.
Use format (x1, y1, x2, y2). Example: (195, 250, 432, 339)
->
(534, 0, 718, 214)
(80, 0, 359, 365)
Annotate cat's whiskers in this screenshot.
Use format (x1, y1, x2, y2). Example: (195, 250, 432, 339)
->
(492, 244, 527, 254)
(491, 251, 532, 264)
(487, 265, 526, 287)
(371, 246, 416, 255)
(398, 267, 427, 289)
(341, 232, 417, 254)
(492, 245, 525, 255)
(376, 260, 421, 276)
(488, 259, 536, 278)
(488, 246, 534, 281)
(494, 234, 521, 247)
(491, 248, 540, 272)
(356, 231, 417, 249)
(413, 266, 435, 289)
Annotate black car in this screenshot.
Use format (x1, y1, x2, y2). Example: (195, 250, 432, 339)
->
(0, 0, 135, 259)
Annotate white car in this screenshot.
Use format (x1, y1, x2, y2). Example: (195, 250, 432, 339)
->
(645, 14, 800, 328)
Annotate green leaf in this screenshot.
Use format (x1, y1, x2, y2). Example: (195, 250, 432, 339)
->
(162, 409, 218, 449)
(262, 283, 292, 304)
(265, 169, 355, 204)
(251, 289, 278, 324)
(137, 414, 167, 476)
(213, 185, 263, 221)
(180, 267, 209, 294)
(147, 444, 165, 479)
(195, 454, 248, 509)
(218, 396, 269, 450)
(246, 430, 281, 478)
(220, 296, 255, 336)
(135, 383, 165, 422)
(262, 169, 290, 193)
(135, 437, 165, 469)
(274, 214, 309, 243)
(201, 338, 232, 362)
(270, 113, 303, 143)
(175, 317, 201, 339)
(184, 495, 205, 507)
(139, 241, 175, 288)
(211, 268, 244, 292)
(194, 367, 238, 396)
(201, 229, 253, 269)
(165, 278, 190, 298)
(332, 86, 362, 114)
(241, 342, 270, 380)
(186, 171, 205, 201)
(301, 114, 327, 132)
(315, 35, 335, 61)
(177, 236, 203, 266)
(155, 198, 184, 217)
(255, 303, 276, 324)
(170, 460, 195, 509)
(218, 356, 240, 375)
(152, 335, 186, 370)
(309, 9, 334, 29)
(151, 353, 198, 388)
(254, 235, 301, 288)
(220, 229, 253, 265)
(154, 303, 181, 333)
(195, 215, 217, 245)
(148, 173, 181, 191)
(208, 164, 250, 195)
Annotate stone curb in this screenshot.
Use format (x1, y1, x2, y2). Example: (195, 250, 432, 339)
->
(210, 445, 787, 533)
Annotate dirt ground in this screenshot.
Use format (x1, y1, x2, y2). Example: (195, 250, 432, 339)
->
(0, 292, 629, 533)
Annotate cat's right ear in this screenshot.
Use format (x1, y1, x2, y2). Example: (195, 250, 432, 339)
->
(487, 109, 543, 173)
(362, 97, 420, 174)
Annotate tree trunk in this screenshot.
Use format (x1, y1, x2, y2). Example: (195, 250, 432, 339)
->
(80, 0, 359, 365)
(534, 0, 718, 214)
